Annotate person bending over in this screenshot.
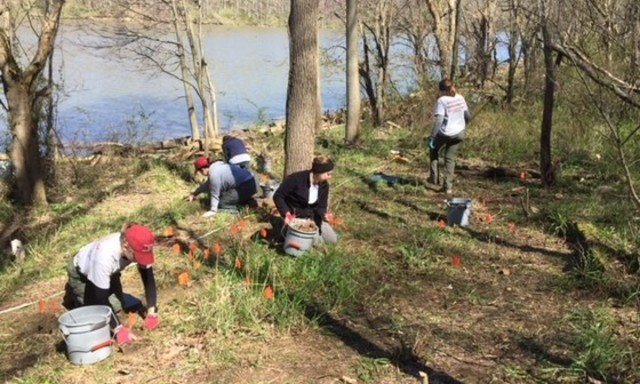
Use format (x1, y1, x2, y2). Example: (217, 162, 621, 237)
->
(63, 224, 159, 345)
(187, 156, 258, 217)
(222, 135, 251, 169)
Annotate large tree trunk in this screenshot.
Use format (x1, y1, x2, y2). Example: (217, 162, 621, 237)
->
(0, 0, 65, 206)
(345, 0, 361, 143)
(540, 21, 556, 188)
(284, 0, 319, 176)
(6, 86, 47, 206)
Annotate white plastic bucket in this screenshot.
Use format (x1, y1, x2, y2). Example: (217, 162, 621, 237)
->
(58, 305, 114, 365)
(446, 198, 472, 227)
(284, 219, 317, 257)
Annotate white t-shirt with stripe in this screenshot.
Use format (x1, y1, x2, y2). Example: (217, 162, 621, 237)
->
(434, 94, 469, 137)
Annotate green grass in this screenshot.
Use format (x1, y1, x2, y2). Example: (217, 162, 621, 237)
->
(558, 309, 636, 382)
(2, 89, 640, 382)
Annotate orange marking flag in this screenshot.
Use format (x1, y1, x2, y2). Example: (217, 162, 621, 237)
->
(264, 286, 274, 301)
(37, 299, 47, 314)
(451, 255, 462, 268)
(126, 312, 137, 328)
(485, 213, 494, 224)
(437, 219, 446, 229)
(212, 243, 223, 256)
(177, 272, 191, 287)
(163, 227, 176, 237)
(48, 300, 60, 314)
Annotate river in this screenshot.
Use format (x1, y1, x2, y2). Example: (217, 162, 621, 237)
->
(0, 24, 509, 148)
(2, 25, 364, 148)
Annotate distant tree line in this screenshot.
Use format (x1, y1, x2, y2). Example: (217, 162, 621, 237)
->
(63, 0, 342, 25)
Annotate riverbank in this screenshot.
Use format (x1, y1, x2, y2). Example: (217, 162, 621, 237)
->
(0, 100, 638, 382)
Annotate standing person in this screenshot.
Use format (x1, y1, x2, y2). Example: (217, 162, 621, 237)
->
(428, 78, 470, 195)
(222, 135, 251, 169)
(187, 157, 257, 217)
(273, 155, 338, 245)
(63, 224, 159, 345)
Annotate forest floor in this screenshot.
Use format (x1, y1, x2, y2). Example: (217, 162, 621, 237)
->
(0, 123, 638, 384)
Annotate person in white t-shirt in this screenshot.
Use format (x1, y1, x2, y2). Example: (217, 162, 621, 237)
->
(63, 224, 159, 345)
(428, 78, 471, 194)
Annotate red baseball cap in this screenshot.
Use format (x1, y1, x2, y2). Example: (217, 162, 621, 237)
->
(123, 225, 155, 266)
(194, 156, 210, 171)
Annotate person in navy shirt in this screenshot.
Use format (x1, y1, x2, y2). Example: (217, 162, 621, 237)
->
(222, 135, 251, 169)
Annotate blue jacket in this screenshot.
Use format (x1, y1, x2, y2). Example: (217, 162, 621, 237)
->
(222, 137, 249, 162)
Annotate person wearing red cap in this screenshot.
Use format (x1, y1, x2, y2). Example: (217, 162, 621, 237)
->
(187, 156, 258, 217)
(63, 223, 159, 345)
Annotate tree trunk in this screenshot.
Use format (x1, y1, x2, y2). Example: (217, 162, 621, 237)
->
(182, 0, 216, 144)
(540, 22, 556, 188)
(424, 0, 461, 80)
(7, 86, 48, 206)
(170, 0, 200, 141)
(360, 31, 380, 127)
(345, 0, 361, 143)
(284, 0, 319, 176)
(448, 0, 462, 80)
(0, 0, 65, 206)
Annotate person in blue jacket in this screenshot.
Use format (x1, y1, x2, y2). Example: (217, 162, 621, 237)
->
(222, 135, 251, 169)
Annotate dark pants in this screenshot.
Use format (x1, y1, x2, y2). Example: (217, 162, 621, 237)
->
(63, 257, 123, 313)
(429, 131, 465, 191)
(219, 178, 258, 210)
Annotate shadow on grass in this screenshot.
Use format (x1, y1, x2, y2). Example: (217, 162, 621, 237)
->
(305, 304, 463, 384)
(0, 313, 64, 381)
(460, 227, 571, 260)
(394, 198, 447, 221)
(517, 337, 573, 367)
(356, 200, 408, 224)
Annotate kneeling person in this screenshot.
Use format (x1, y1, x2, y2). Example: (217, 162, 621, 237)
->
(63, 224, 159, 345)
(273, 155, 338, 245)
(188, 157, 258, 217)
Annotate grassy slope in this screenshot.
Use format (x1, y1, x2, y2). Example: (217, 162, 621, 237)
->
(0, 103, 639, 383)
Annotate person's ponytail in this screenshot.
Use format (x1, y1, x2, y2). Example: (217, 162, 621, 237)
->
(438, 79, 456, 97)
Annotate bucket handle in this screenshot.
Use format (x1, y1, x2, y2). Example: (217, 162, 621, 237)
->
(64, 338, 113, 353)
(286, 242, 301, 250)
